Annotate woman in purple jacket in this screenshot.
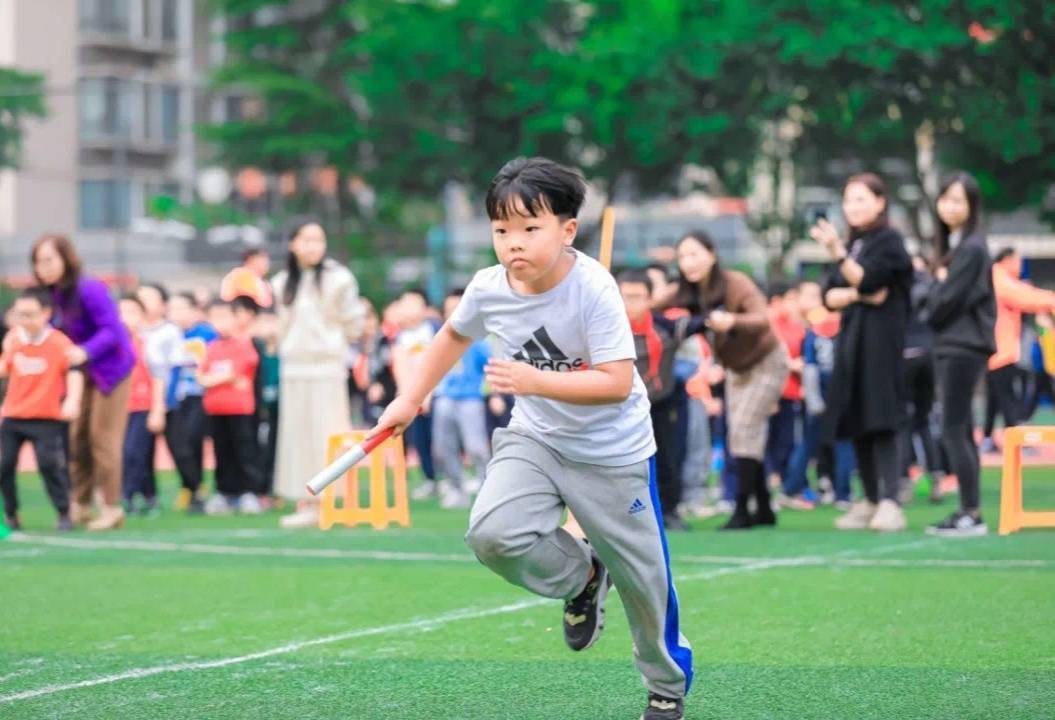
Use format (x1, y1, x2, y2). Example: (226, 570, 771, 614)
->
(32, 235, 134, 530)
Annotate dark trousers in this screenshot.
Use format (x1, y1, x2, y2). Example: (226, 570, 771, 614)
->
(210, 414, 263, 498)
(984, 364, 1024, 437)
(785, 412, 856, 501)
(122, 410, 157, 502)
(898, 354, 940, 477)
(0, 418, 70, 517)
(1024, 371, 1055, 420)
(853, 431, 899, 504)
(254, 401, 279, 496)
(937, 354, 987, 512)
(408, 411, 436, 481)
(165, 396, 207, 494)
(650, 394, 682, 517)
(765, 398, 800, 481)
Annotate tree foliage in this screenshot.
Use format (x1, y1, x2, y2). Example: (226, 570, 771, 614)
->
(0, 67, 47, 169)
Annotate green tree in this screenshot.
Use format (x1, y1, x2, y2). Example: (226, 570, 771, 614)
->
(0, 67, 46, 169)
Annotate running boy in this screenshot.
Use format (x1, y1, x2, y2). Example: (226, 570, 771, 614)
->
(370, 157, 692, 719)
(0, 288, 83, 530)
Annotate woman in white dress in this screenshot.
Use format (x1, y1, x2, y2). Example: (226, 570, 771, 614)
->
(271, 220, 363, 528)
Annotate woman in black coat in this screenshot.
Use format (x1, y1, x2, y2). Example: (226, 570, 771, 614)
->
(812, 173, 913, 532)
(924, 171, 996, 537)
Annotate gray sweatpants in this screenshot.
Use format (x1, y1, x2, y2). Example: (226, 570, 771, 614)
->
(465, 428, 693, 699)
(431, 396, 491, 489)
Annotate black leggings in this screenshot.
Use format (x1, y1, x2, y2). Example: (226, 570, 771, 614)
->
(937, 355, 987, 512)
(984, 364, 1024, 437)
(898, 354, 940, 476)
(852, 431, 899, 504)
(650, 394, 683, 517)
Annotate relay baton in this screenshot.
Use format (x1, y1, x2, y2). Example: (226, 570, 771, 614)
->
(305, 427, 396, 497)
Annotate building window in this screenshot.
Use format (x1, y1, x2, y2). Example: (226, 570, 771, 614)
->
(161, 86, 180, 143)
(79, 77, 133, 140)
(161, 0, 179, 41)
(142, 84, 156, 141)
(79, 0, 132, 35)
(80, 179, 131, 229)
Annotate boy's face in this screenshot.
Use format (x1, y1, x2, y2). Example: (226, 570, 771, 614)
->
(119, 299, 144, 332)
(401, 294, 426, 328)
(782, 288, 801, 317)
(491, 202, 577, 286)
(798, 282, 822, 315)
(619, 281, 651, 322)
(208, 306, 235, 336)
(137, 287, 165, 321)
(12, 298, 49, 336)
(168, 297, 197, 330)
(233, 308, 256, 333)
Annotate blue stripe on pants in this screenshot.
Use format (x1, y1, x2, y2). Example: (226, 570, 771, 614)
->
(646, 455, 694, 694)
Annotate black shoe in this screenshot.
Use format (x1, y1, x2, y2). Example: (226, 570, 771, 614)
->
(4, 514, 21, 531)
(641, 692, 684, 720)
(925, 511, 988, 538)
(752, 508, 777, 526)
(186, 499, 205, 515)
(719, 513, 754, 531)
(663, 513, 690, 532)
(563, 552, 611, 651)
(56, 514, 73, 532)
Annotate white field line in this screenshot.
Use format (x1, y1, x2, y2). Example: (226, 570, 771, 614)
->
(9, 534, 474, 563)
(0, 537, 941, 706)
(0, 548, 43, 559)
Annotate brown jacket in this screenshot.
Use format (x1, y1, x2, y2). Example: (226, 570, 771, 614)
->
(713, 270, 778, 371)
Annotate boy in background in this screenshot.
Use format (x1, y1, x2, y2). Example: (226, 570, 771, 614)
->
(766, 281, 805, 503)
(252, 308, 281, 504)
(119, 294, 166, 515)
(199, 300, 261, 515)
(0, 288, 83, 531)
(397, 289, 440, 500)
(431, 288, 492, 509)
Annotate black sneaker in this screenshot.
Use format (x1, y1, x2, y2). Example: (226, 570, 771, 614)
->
(641, 692, 684, 720)
(926, 511, 988, 538)
(563, 552, 611, 651)
(186, 498, 205, 515)
(4, 514, 22, 531)
(719, 513, 753, 531)
(752, 508, 777, 526)
(56, 514, 74, 532)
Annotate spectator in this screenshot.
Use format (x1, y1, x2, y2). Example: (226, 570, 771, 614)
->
(766, 281, 806, 502)
(359, 301, 399, 427)
(221, 247, 273, 309)
(396, 288, 440, 501)
(232, 295, 270, 503)
(925, 171, 997, 536)
(0, 288, 83, 531)
(134, 283, 183, 513)
(32, 234, 133, 530)
(199, 300, 262, 514)
(431, 289, 493, 510)
(118, 294, 166, 515)
(783, 281, 856, 509)
(271, 219, 363, 528)
(252, 308, 281, 500)
(813, 173, 913, 532)
(619, 269, 708, 530)
(167, 292, 217, 512)
(981, 248, 1055, 451)
(669, 231, 789, 531)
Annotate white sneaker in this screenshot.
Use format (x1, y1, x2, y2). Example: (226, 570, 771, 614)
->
(238, 493, 263, 515)
(439, 487, 471, 510)
(714, 499, 734, 515)
(410, 482, 439, 501)
(463, 477, 483, 494)
(682, 502, 720, 520)
(868, 499, 907, 532)
(204, 495, 233, 516)
(834, 500, 877, 530)
(279, 506, 319, 529)
(833, 499, 853, 511)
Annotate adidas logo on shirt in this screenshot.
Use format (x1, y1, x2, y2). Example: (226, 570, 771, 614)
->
(511, 327, 586, 372)
(628, 498, 647, 515)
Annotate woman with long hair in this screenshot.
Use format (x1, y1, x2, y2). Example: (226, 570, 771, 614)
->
(669, 231, 789, 530)
(812, 173, 913, 532)
(31, 234, 134, 530)
(271, 220, 364, 528)
(925, 172, 997, 535)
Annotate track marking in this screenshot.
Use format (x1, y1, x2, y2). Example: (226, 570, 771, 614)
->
(0, 537, 939, 705)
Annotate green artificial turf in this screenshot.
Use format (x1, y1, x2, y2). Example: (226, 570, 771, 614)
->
(1, 467, 1053, 719)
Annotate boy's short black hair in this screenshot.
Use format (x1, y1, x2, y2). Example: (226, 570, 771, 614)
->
(766, 279, 793, 301)
(993, 247, 1017, 263)
(172, 291, 199, 308)
(207, 298, 234, 312)
(445, 287, 466, 301)
(645, 262, 671, 280)
(231, 295, 260, 316)
(617, 268, 654, 296)
(119, 292, 145, 312)
(141, 282, 169, 303)
(485, 157, 587, 221)
(18, 286, 53, 309)
(242, 246, 267, 263)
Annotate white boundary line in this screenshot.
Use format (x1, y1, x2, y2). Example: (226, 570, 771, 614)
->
(0, 538, 944, 705)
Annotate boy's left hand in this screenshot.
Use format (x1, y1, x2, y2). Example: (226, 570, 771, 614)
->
(485, 360, 540, 396)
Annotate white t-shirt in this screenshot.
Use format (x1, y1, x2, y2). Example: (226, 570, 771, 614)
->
(451, 250, 656, 467)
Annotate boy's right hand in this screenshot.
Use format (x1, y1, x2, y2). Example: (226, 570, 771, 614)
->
(367, 395, 420, 439)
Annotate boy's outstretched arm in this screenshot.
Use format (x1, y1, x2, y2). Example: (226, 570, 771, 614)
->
(369, 322, 472, 437)
(485, 358, 633, 406)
